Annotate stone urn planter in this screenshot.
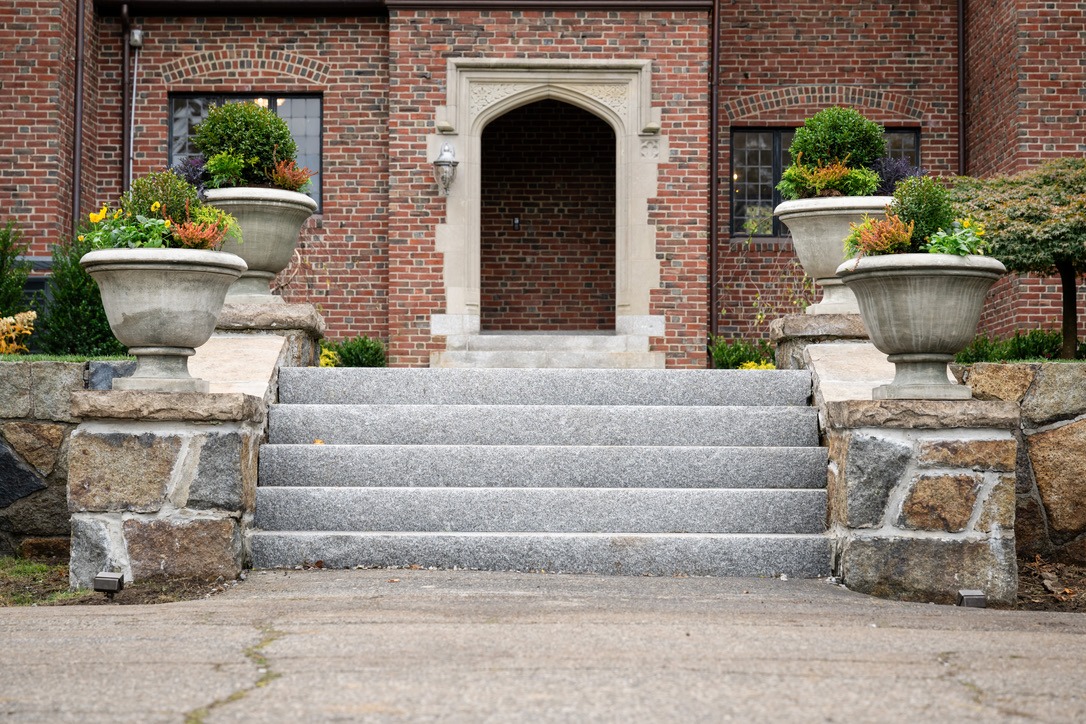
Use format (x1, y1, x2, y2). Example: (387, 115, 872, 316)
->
(774, 196, 893, 315)
(204, 187, 317, 303)
(836, 253, 1006, 400)
(80, 248, 247, 393)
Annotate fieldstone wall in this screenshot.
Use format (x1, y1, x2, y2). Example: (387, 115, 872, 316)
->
(67, 392, 264, 588)
(825, 399, 1021, 605)
(960, 363, 1086, 564)
(0, 360, 133, 558)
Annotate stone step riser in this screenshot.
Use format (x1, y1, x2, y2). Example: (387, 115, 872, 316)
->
(248, 531, 832, 577)
(258, 445, 828, 489)
(277, 368, 812, 407)
(268, 405, 819, 447)
(254, 487, 828, 534)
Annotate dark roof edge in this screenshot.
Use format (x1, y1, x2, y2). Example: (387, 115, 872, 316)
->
(93, 1, 387, 16)
(94, 0, 711, 16)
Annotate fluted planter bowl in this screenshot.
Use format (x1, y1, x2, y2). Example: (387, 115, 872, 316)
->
(836, 253, 1006, 400)
(80, 248, 247, 393)
(204, 187, 317, 303)
(775, 196, 893, 315)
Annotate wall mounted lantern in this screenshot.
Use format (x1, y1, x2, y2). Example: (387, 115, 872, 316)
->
(434, 142, 459, 196)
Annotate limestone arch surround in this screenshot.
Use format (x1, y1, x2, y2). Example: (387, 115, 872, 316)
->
(429, 59, 666, 342)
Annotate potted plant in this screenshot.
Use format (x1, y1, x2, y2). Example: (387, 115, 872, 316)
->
(78, 171, 246, 393)
(773, 106, 893, 314)
(190, 101, 317, 304)
(835, 175, 1006, 400)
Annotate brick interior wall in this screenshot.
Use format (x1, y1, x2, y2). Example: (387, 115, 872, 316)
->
(714, 0, 960, 342)
(387, 10, 709, 367)
(480, 100, 615, 332)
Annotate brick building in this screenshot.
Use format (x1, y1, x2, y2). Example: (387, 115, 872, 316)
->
(2, 0, 1084, 367)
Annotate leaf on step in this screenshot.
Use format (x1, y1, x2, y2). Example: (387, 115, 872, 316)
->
(313, 439, 325, 445)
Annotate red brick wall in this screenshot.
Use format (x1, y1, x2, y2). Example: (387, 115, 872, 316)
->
(84, 15, 391, 346)
(480, 100, 615, 332)
(966, 0, 1086, 343)
(715, 0, 961, 341)
(0, 1, 78, 256)
(387, 10, 709, 367)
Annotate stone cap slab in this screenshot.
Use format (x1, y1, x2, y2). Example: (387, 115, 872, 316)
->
(217, 302, 325, 337)
(72, 390, 264, 423)
(825, 399, 1020, 430)
(769, 313, 869, 343)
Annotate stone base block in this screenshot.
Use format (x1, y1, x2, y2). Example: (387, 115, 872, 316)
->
(838, 536, 1017, 606)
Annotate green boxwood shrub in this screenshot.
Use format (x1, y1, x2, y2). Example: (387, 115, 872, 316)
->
(787, 107, 887, 170)
(121, 170, 200, 224)
(955, 329, 1078, 364)
(325, 335, 387, 367)
(891, 175, 955, 250)
(192, 102, 298, 187)
(0, 220, 31, 317)
(708, 337, 774, 369)
(35, 236, 125, 356)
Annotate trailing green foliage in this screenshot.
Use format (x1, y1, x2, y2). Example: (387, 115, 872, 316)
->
(0, 220, 31, 317)
(951, 157, 1086, 358)
(192, 102, 298, 188)
(35, 236, 125, 356)
(708, 337, 774, 369)
(777, 163, 880, 200)
(954, 329, 1080, 364)
(891, 175, 955, 250)
(787, 107, 887, 170)
(923, 218, 989, 256)
(325, 335, 387, 367)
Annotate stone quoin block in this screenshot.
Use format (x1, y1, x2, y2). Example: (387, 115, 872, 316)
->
(1027, 418, 1086, 537)
(123, 518, 241, 581)
(916, 438, 1017, 472)
(841, 433, 912, 528)
(899, 473, 982, 533)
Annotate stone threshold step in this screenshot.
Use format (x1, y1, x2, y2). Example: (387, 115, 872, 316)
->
(248, 531, 832, 578)
(254, 486, 828, 534)
(257, 444, 829, 489)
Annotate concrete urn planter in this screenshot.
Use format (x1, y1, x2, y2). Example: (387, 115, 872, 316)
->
(204, 187, 317, 303)
(836, 253, 1006, 400)
(774, 196, 893, 315)
(80, 248, 247, 393)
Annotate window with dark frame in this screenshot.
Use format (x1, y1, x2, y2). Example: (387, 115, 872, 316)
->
(168, 94, 323, 210)
(730, 127, 920, 238)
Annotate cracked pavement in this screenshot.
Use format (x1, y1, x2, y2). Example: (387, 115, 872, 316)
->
(3, 569, 1086, 722)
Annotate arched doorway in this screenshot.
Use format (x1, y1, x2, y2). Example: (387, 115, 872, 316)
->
(480, 100, 616, 332)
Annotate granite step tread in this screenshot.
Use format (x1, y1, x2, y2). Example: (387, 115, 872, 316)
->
(253, 486, 828, 534)
(277, 367, 812, 407)
(248, 531, 832, 577)
(268, 404, 819, 447)
(258, 444, 828, 489)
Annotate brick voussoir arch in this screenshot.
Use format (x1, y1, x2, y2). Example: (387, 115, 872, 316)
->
(161, 50, 331, 86)
(724, 85, 927, 123)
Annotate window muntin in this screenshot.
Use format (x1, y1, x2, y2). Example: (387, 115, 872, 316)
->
(168, 94, 322, 210)
(730, 127, 920, 237)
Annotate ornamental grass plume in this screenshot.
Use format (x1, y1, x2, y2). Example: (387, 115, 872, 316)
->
(0, 310, 36, 355)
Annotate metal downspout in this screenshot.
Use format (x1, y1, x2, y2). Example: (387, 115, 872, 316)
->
(958, 0, 967, 176)
(121, 4, 131, 191)
(72, 0, 86, 233)
(708, 0, 721, 347)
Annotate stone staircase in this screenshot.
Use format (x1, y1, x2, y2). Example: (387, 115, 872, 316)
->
(249, 368, 831, 577)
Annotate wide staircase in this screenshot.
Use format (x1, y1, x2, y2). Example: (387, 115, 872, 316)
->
(250, 368, 831, 577)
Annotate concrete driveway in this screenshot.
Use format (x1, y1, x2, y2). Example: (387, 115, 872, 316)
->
(3, 569, 1085, 722)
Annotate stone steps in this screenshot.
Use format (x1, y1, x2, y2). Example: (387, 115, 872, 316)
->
(251, 368, 830, 577)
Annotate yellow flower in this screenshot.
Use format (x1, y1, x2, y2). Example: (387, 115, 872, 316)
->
(164, 219, 171, 228)
(88, 205, 107, 224)
(961, 218, 972, 228)
(113, 209, 122, 219)
(151, 201, 161, 212)
(77, 235, 85, 241)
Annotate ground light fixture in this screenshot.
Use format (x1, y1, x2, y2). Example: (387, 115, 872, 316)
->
(434, 142, 459, 196)
(93, 572, 125, 601)
(956, 589, 986, 608)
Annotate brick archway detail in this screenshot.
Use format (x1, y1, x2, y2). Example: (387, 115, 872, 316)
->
(161, 50, 330, 86)
(724, 84, 927, 122)
(429, 58, 666, 343)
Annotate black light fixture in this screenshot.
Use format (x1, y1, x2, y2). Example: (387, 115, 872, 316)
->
(434, 142, 459, 196)
(93, 572, 125, 601)
(956, 589, 986, 608)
